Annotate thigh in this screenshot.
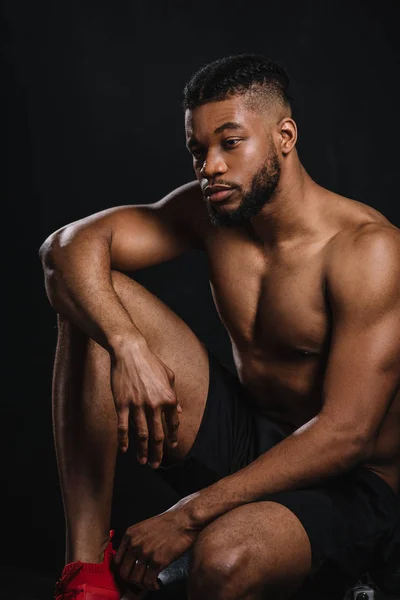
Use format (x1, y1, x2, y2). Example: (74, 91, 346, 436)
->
(157, 353, 290, 498)
(63, 271, 209, 462)
(259, 466, 400, 588)
(190, 467, 399, 599)
(157, 349, 255, 497)
(102, 271, 211, 463)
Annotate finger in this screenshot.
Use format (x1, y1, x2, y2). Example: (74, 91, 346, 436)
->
(161, 411, 172, 449)
(143, 562, 162, 591)
(131, 406, 149, 465)
(117, 406, 130, 452)
(114, 534, 129, 566)
(147, 406, 165, 468)
(119, 553, 138, 582)
(129, 559, 151, 589)
(163, 403, 181, 447)
(162, 376, 181, 446)
(163, 364, 181, 415)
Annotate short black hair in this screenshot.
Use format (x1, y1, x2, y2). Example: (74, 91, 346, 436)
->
(183, 53, 293, 113)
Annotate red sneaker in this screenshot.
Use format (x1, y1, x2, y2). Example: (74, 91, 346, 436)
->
(54, 531, 123, 599)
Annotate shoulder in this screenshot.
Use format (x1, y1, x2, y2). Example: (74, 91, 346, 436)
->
(155, 180, 202, 206)
(325, 222, 400, 312)
(327, 221, 400, 268)
(152, 180, 211, 245)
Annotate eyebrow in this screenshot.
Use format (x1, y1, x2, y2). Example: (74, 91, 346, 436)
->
(214, 121, 244, 134)
(186, 121, 244, 149)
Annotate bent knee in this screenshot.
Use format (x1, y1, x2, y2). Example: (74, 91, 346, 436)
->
(188, 535, 243, 595)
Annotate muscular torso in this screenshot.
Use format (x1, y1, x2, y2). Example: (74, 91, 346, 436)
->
(192, 190, 400, 495)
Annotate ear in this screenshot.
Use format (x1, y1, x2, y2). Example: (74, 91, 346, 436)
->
(279, 118, 297, 155)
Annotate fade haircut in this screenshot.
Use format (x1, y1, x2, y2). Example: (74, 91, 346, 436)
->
(182, 53, 293, 116)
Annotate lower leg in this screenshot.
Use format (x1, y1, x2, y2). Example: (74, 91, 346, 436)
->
(53, 316, 118, 564)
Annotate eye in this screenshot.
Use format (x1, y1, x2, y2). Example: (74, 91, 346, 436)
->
(190, 147, 205, 160)
(223, 138, 241, 149)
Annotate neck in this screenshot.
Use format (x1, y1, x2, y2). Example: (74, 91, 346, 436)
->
(250, 153, 325, 248)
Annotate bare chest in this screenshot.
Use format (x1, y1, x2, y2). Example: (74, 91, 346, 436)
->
(207, 237, 328, 354)
(205, 233, 331, 420)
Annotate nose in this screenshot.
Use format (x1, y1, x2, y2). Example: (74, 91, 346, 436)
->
(199, 150, 227, 179)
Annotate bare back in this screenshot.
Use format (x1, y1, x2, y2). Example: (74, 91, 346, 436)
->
(186, 183, 400, 495)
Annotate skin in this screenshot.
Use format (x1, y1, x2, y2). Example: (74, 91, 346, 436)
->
(40, 92, 400, 599)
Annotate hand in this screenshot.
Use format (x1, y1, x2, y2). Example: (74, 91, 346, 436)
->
(110, 336, 182, 466)
(114, 501, 201, 591)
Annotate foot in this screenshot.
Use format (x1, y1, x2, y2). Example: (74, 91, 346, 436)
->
(54, 531, 146, 599)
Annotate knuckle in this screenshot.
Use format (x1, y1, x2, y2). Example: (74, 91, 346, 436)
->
(150, 555, 161, 569)
(146, 398, 159, 409)
(136, 431, 149, 440)
(155, 558, 167, 571)
(163, 391, 176, 405)
(153, 435, 164, 444)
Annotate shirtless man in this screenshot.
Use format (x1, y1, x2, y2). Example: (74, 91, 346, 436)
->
(40, 54, 400, 600)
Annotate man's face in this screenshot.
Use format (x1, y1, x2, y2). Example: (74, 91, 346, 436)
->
(185, 95, 281, 227)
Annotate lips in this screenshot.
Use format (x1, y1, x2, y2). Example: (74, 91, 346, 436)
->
(204, 187, 235, 203)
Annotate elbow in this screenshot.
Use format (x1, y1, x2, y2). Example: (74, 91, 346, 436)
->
(337, 432, 374, 470)
(354, 435, 376, 462)
(318, 413, 375, 465)
(318, 423, 373, 473)
(39, 225, 73, 272)
(39, 232, 65, 309)
(39, 231, 59, 269)
(341, 420, 377, 461)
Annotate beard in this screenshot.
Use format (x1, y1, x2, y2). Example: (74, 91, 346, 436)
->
(205, 146, 281, 228)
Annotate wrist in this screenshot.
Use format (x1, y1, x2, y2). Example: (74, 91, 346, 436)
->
(107, 329, 148, 356)
(172, 493, 208, 531)
(175, 491, 213, 530)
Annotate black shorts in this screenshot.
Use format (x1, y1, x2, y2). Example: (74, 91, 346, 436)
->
(158, 347, 400, 589)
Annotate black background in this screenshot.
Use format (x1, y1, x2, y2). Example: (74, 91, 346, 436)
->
(3, 0, 400, 582)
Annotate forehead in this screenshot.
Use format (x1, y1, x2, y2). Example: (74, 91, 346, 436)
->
(185, 96, 263, 139)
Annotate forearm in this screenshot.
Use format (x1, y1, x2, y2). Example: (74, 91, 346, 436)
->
(40, 230, 145, 352)
(185, 415, 366, 527)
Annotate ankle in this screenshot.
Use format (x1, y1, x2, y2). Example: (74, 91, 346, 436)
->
(66, 532, 111, 565)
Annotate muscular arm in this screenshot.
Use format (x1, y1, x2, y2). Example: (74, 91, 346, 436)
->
(183, 225, 400, 527)
(39, 181, 204, 350)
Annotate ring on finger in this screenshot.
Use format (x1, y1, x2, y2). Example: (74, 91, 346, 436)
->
(135, 559, 149, 568)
